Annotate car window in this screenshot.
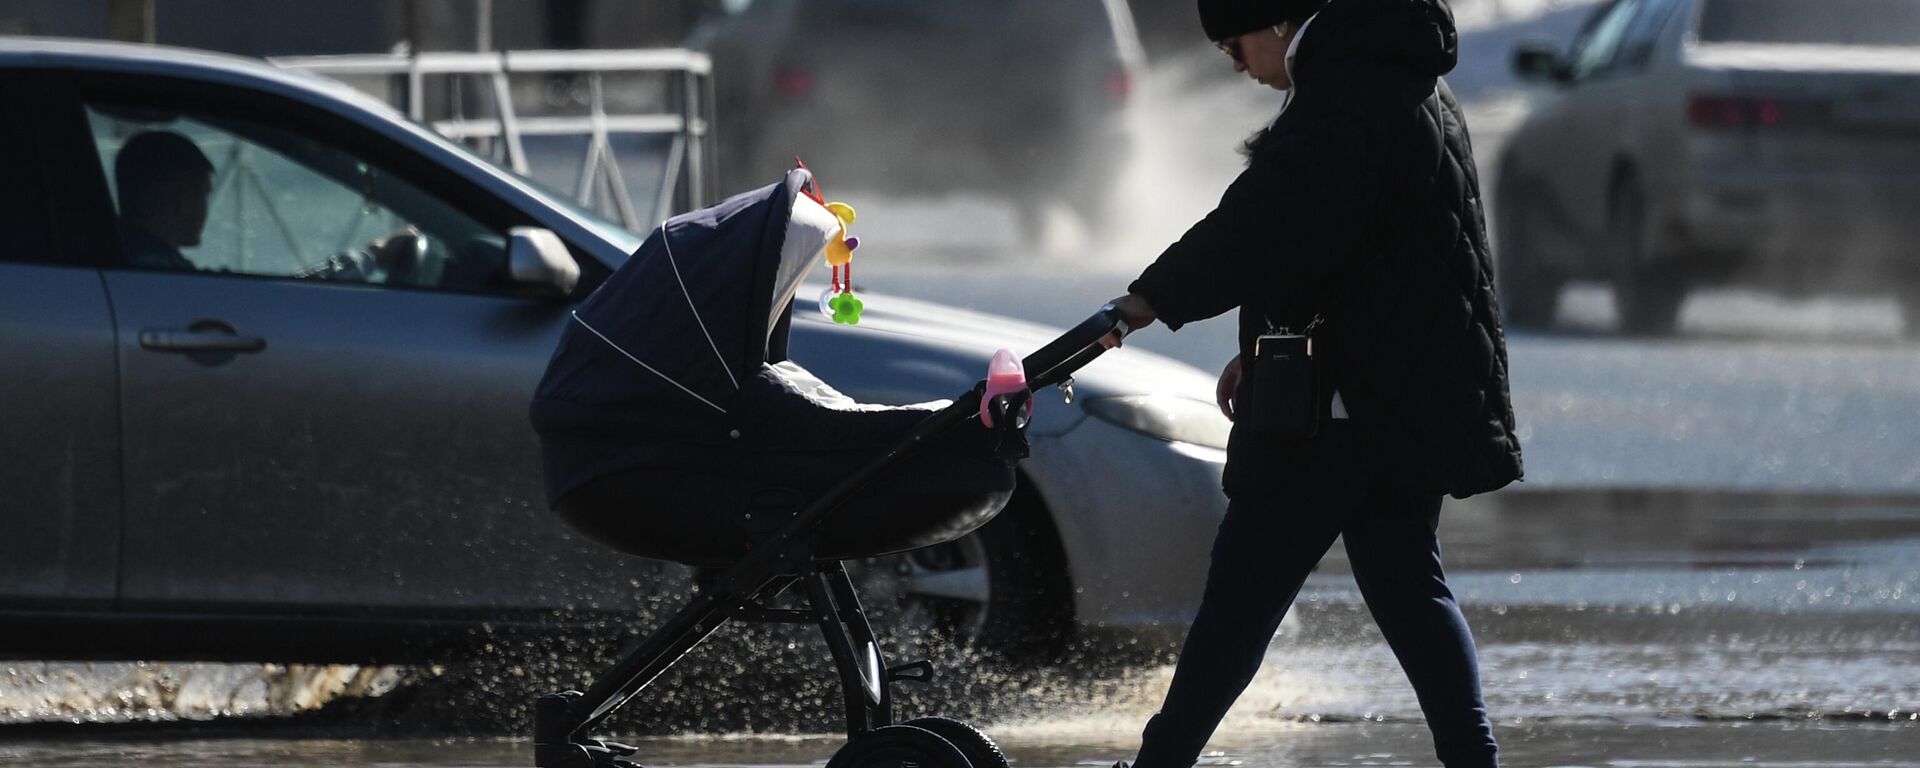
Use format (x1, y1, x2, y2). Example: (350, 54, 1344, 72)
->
(1567, 0, 1645, 81)
(1697, 0, 1920, 46)
(83, 99, 512, 293)
(0, 73, 56, 266)
(1616, 0, 1684, 70)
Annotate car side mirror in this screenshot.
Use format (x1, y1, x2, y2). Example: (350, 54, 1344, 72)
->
(508, 227, 581, 297)
(1512, 40, 1567, 84)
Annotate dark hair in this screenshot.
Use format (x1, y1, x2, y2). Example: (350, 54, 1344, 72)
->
(1240, 125, 1269, 161)
(114, 131, 213, 216)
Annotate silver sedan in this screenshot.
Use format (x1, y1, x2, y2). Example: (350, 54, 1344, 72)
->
(0, 38, 1229, 661)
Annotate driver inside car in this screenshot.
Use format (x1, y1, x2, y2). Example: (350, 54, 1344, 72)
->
(114, 128, 425, 282)
(113, 129, 213, 271)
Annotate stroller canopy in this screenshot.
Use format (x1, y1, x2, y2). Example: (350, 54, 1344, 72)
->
(531, 169, 846, 501)
(561, 168, 836, 410)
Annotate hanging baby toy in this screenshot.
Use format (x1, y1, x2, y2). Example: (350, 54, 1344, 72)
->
(797, 159, 866, 325)
(823, 202, 862, 324)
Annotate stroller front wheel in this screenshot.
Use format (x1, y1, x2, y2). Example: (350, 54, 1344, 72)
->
(902, 717, 1008, 768)
(826, 725, 972, 768)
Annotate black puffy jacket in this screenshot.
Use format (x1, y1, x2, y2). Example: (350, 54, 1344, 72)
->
(1128, 0, 1522, 499)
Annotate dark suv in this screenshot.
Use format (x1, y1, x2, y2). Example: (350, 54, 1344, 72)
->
(691, 0, 1145, 236)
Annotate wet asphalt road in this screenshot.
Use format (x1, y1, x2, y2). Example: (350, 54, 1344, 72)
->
(3, 722, 1919, 767)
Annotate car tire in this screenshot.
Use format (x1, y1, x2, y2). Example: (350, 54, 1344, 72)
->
(1016, 196, 1053, 245)
(1607, 178, 1684, 336)
(1067, 193, 1113, 244)
(1900, 291, 1920, 339)
(1494, 175, 1564, 328)
(850, 480, 1071, 656)
(974, 485, 1074, 655)
(1025, 172, 1118, 247)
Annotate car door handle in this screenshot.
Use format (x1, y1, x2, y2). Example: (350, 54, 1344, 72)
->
(139, 322, 267, 354)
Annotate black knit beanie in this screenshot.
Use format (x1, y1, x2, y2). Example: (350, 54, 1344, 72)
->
(1198, 0, 1328, 42)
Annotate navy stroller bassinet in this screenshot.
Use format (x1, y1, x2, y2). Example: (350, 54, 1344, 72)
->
(530, 169, 1014, 566)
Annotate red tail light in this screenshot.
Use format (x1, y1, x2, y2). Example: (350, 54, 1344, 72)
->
(1689, 94, 1817, 131)
(1105, 70, 1134, 100)
(1689, 95, 1750, 128)
(775, 68, 814, 98)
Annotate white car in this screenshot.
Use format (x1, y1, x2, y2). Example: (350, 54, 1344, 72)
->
(1497, 0, 1920, 335)
(0, 38, 1229, 660)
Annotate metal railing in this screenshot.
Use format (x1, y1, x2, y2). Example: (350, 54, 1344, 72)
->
(273, 48, 715, 231)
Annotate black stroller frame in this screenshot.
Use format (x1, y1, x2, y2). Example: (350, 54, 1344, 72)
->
(533, 308, 1127, 768)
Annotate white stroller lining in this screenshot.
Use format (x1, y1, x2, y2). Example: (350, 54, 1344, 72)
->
(764, 360, 953, 414)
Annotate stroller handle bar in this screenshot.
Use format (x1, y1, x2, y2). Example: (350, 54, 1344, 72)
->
(1021, 304, 1129, 391)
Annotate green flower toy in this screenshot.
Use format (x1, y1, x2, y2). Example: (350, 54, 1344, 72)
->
(827, 289, 865, 325)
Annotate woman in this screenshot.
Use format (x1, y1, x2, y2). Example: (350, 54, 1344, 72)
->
(1105, 1, 1522, 766)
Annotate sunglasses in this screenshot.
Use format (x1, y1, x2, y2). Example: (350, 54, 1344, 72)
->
(1214, 35, 1244, 63)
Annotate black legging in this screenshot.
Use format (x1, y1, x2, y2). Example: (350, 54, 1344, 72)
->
(1133, 460, 1499, 767)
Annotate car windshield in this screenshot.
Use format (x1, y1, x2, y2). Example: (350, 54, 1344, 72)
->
(503, 164, 650, 254)
(1697, 0, 1920, 46)
(410, 125, 649, 258)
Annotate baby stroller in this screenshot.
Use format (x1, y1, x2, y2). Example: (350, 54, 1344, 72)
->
(528, 168, 1128, 768)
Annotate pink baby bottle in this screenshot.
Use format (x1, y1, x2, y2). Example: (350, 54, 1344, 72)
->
(980, 348, 1031, 427)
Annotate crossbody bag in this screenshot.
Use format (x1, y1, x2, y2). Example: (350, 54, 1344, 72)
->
(1234, 312, 1328, 439)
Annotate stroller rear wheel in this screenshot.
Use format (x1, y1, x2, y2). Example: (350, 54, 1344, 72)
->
(826, 725, 971, 768)
(902, 717, 1008, 768)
